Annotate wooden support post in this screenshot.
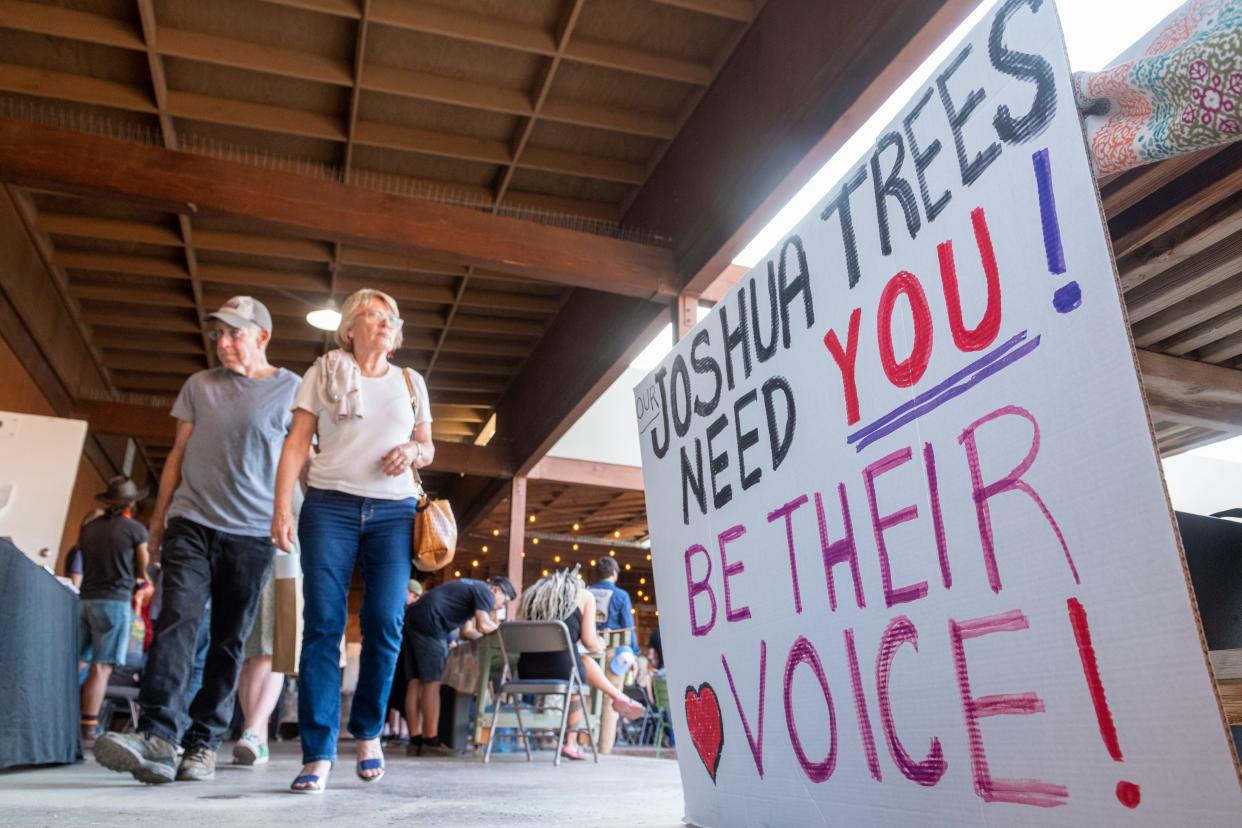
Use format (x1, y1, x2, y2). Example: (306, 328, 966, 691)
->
(673, 291, 699, 343)
(506, 476, 527, 612)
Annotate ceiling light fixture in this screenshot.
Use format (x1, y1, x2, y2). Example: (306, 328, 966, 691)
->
(306, 307, 341, 331)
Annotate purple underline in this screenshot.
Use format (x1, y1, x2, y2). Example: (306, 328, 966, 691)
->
(846, 331, 1041, 453)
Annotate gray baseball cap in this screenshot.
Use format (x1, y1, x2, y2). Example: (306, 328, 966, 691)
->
(206, 296, 272, 333)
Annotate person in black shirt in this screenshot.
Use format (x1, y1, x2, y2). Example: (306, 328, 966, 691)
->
(401, 576, 514, 753)
(78, 477, 149, 747)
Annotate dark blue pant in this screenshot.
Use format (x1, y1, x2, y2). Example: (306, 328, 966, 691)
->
(297, 488, 415, 763)
(138, 518, 274, 750)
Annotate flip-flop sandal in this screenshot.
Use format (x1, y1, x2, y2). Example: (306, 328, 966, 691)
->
(560, 745, 586, 762)
(356, 757, 385, 783)
(290, 774, 326, 795)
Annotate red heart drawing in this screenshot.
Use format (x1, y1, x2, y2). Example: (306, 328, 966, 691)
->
(684, 682, 724, 783)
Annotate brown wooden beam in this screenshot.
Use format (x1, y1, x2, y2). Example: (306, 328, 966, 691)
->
(495, 290, 668, 476)
(527, 456, 643, 492)
(1137, 349, 1242, 433)
(0, 118, 678, 300)
(507, 475, 527, 603)
(622, 0, 977, 290)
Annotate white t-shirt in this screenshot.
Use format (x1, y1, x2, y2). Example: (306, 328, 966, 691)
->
(293, 361, 433, 500)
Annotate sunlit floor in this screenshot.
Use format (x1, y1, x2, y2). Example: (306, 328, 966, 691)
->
(0, 738, 687, 827)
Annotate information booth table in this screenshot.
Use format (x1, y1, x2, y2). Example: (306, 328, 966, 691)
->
(0, 540, 79, 768)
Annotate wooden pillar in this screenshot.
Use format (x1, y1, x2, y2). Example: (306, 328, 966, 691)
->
(673, 291, 699, 343)
(506, 475, 526, 611)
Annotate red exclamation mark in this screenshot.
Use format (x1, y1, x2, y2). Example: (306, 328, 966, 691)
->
(1067, 597, 1141, 808)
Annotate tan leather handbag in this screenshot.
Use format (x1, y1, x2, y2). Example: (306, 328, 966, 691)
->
(403, 369, 457, 572)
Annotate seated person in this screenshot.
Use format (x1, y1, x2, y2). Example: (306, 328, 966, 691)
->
(516, 567, 646, 761)
(402, 576, 515, 754)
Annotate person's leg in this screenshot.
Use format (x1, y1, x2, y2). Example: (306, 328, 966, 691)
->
(347, 496, 414, 778)
(294, 489, 360, 788)
(419, 680, 443, 743)
(404, 679, 422, 743)
(181, 531, 274, 759)
(136, 519, 213, 746)
(79, 600, 126, 739)
(581, 656, 646, 722)
(241, 656, 284, 738)
(81, 663, 114, 722)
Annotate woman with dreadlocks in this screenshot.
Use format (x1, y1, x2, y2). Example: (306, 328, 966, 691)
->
(516, 566, 646, 761)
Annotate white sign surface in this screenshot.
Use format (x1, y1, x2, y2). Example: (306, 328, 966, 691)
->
(635, 2, 1242, 825)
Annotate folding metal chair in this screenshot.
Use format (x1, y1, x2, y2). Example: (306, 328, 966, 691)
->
(482, 620, 599, 766)
(652, 675, 670, 758)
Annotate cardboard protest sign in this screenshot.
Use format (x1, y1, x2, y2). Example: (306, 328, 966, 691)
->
(634, 1, 1242, 825)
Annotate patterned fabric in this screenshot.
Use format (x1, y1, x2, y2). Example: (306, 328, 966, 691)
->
(1075, 0, 1242, 176)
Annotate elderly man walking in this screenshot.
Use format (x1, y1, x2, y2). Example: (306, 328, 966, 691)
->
(95, 297, 300, 784)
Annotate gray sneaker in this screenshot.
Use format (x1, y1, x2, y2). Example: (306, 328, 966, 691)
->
(176, 746, 217, 781)
(94, 731, 178, 784)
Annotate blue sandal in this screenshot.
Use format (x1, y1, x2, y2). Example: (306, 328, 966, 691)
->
(356, 757, 384, 783)
(290, 774, 326, 795)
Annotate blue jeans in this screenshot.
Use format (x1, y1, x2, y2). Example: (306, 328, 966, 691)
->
(297, 487, 415, 762)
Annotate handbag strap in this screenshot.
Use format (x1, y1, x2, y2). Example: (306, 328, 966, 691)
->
(401, 368, 428, 497)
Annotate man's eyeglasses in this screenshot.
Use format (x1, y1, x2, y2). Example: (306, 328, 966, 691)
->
(360, 309, 402, 327)
(208, 326, 247, 342)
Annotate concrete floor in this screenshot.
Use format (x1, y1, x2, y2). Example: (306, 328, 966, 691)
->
(0, 740, 688, 827)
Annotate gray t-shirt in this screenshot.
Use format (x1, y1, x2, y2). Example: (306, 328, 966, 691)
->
(168, 367, 300, 536)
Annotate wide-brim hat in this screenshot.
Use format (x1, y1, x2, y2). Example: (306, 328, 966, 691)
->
(96, 475, 148, 505)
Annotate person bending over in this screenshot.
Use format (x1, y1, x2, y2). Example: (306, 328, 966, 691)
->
(402, 576, 514, 755)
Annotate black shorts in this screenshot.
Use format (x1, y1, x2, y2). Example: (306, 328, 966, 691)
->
(402, 626, 449, 682)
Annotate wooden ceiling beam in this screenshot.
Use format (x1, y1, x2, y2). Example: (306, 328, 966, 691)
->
(526, 456, 643, 491)
(0, 62, 155, 114)
(195, 229, 334, 262)
(563, 37, 711, 86)
(368, 0, 710, 86)
(92, 328, 204, 354)
(1118, 193, 1242, 292)
(260, 0, 361, 19)
(166, 90, 347, 142)
(363, 64, 676, 140)
(1157, 305, 1242, 358)
(1138, 349, 1242, 433)
(35, 212, 182, 246)
(69, 281, 194, 308)
(34, 212, 338, 265)
(648, 0, 755, 23)
(56, 250, 188, 279)
(1109, 143, 1242, 258)
(198, 263, 330, 293)
(369, 0, 556, 55)
(622, 0, 977, 291)
(1132, 273, 1242, 347)
(135, 0, 215, 369)
(157, 26, 354, 86)
(362, 63, 532, 116)
(1198, 329, 1242, 365)
(1123, 233, 1242, 323)
(0, 0, 145, 51)
(0, 119, 677, 298)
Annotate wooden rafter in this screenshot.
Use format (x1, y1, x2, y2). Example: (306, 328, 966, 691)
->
(0, 119, 678, 299)
(135, 0, 213, 369)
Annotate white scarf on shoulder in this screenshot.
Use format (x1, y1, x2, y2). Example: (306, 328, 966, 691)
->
(315, 349, 363, 422)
